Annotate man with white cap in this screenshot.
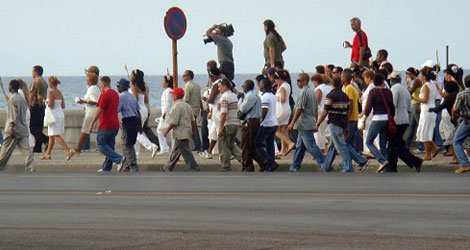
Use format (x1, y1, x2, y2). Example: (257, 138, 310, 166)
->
(388, 72, 423, 172)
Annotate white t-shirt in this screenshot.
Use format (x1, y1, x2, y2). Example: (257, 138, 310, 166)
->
(260, 92, 278, 127)
(84, 85, 101, 115)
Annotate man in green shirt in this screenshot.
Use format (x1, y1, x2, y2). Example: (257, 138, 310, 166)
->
(29, 65, 49, 153)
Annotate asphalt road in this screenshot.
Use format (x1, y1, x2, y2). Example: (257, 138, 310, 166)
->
(0, 172, 469, 249)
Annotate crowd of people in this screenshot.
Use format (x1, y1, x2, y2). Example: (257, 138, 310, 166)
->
(1, 17, 470, 174)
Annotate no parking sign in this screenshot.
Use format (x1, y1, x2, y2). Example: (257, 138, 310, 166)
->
(164, 7, 187, 88)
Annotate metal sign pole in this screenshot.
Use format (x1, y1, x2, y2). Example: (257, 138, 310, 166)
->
(173, 39, 178, 88)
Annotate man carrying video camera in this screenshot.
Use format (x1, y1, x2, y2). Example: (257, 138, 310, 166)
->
(205, 24, 234, 81)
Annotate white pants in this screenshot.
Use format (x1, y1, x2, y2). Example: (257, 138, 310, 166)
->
(135, 133, 156, 156)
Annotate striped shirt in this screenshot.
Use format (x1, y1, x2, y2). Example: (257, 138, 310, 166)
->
(218, 90, 239, 126)
(454, 89, 470, 121)
(324, 89, 350, 129)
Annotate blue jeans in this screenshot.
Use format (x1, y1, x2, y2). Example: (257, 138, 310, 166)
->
(366, 120, 388, 164)
(323, 122, 368, 172)
(97, 129, 122, 171)
(83, 134, 90, 151)
(201, 110, 209, 151)
(254, 126, 277, 167)
(453, 122, 470, 167)
(322, 124, 353, 172)
(290, 129, 325, 171)
(0, 129, 3, 146)
(193, 115, 202, 151)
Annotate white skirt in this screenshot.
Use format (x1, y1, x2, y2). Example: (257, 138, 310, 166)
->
(416, 111, 436, 142)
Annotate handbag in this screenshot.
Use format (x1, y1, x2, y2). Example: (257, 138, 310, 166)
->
(44, 107, 56, 126)
(378, 88, 396, 138)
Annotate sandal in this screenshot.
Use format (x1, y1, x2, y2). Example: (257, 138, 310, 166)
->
(285, 144, 296, 155)
(40, 155, 51, 160)
(432, 146, 440, 158)
(65, 150, 75, 161)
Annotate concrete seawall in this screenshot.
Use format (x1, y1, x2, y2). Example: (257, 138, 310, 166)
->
(0, 108, 163, 145)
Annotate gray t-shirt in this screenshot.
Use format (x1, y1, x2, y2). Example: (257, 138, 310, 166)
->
(212, 34, 234, 64)
(294, 84, 318, 130)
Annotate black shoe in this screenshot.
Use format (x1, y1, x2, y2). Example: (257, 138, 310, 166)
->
(415, 159, 423, 173)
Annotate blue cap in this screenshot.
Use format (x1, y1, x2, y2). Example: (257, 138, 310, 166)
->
(116, 78, 130, 89)
(265, 67, 276, 76)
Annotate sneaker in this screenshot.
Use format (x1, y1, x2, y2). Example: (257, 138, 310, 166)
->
(359, 160, 370, 172)
(455, 167, 470, 174)
(230, 155, 235, 160)
(115, 158, 124, 171)
(205, 153, 213, 159)
(151, 145, 158, 159)
(198, 151, 208, 157)
(97, 169, 104, 173)
(413, 149, 425, 154)
(25, 167, 35, 172)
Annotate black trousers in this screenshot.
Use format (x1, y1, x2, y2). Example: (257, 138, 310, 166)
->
(387, 124, 421, 172)
(30, 105, 48, 153)
(220, 61, 235, 81)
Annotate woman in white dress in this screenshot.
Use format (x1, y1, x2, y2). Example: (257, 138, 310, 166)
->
(130, 69, 159, 158)
(412, 68, 440, 161)
(41, 76, 74, 161)
(312, 74, 332, 152)
(156, 75, 174, 155)
(274, 70, 295, 157)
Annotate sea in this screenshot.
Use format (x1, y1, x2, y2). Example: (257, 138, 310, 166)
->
(0, 71, 467, 109)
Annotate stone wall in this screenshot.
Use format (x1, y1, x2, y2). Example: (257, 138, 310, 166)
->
(0, 108, 162, 146)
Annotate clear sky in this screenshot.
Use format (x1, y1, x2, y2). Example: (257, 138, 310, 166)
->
(1, 0, 468, 76)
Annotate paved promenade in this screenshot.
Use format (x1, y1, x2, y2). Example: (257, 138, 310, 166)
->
(1, 147, 463, 173)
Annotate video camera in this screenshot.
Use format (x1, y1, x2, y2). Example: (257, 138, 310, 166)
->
(203, 23, 235, 45)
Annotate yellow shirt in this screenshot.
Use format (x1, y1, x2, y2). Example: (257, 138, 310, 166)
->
(412, 86, 421, 105)
(343, 84, 359, 121)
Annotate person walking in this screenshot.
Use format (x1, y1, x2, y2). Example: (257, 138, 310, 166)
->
(182, 70, 203, 152)
(206, 67, 224, 159)
(361, 73, 394, 173)
(311, 73, 332, 152)
(359, 70, 377, 158)
(404, 67, 423, 151)
(274, 70, 295, 157)
(387, 72, 423, 172)
(263, 19, 286, 72)
(89, 76, 123, 172)
(116, 78, 140, 172)
(162, 88, 200, 172)
(0, 80, 34, 171)
(217, 79, 242, 171)
(74, 66, 101, 154)
(412, 68, 441, 161)
(29, 65, 49, 153)
(316, 76, 352, 172)
(238, 79, 265, 171)
(41, 76, 74, 161)
(156, 75, 174, 155)
(130, 69, 158, 158)
(288, 73, 325, 172)
(254, 78, 279, 171)
(452, 75, 470, 174)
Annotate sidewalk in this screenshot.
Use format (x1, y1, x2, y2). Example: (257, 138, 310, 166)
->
(1, 147, 461, 173)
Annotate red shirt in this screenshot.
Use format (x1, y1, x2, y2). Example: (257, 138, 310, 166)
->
(351, 30, 368, 62)
(97, 88, 120, 130)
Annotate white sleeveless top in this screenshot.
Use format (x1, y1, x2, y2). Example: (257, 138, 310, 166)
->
(420, 81, 437, 111)
(315, 83, 332, 113)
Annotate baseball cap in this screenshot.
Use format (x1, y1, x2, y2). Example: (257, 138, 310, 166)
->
(116, 78, 130, 89)
(85, 65, 100, 76)
(390, 71, 401, 79)
(170, 88, 185, 98)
